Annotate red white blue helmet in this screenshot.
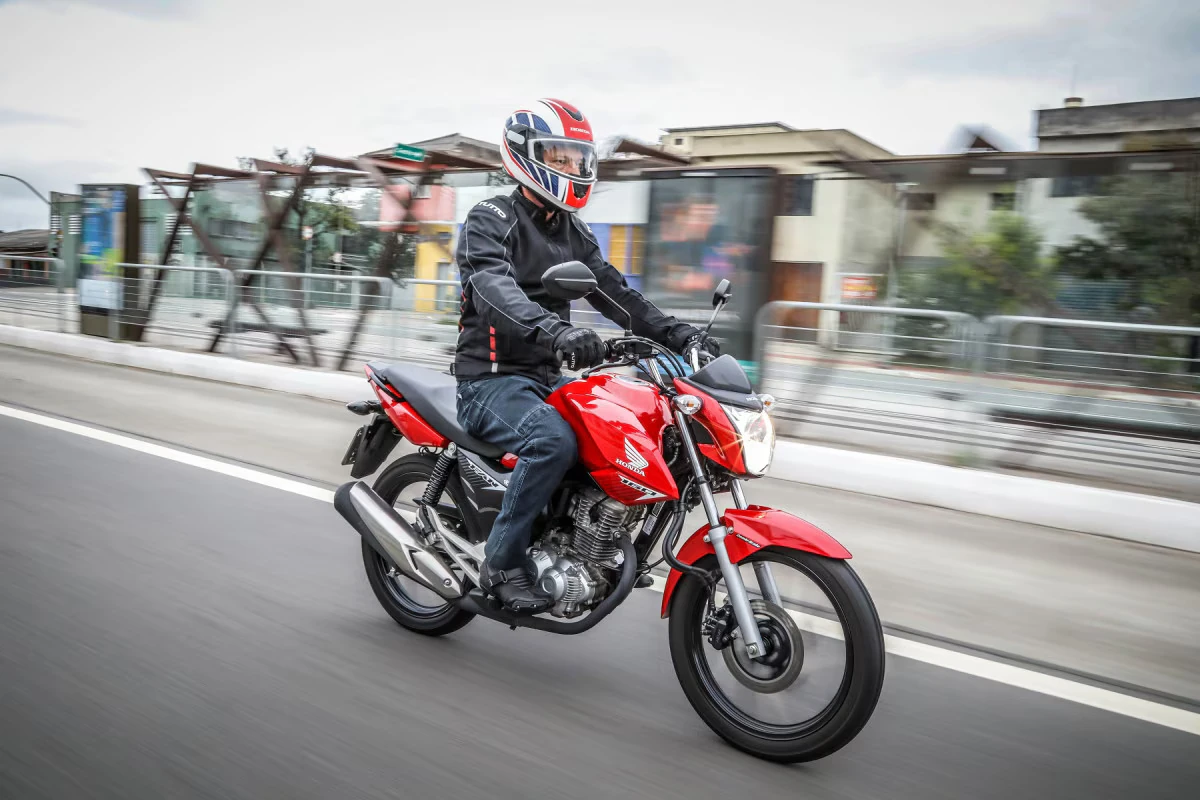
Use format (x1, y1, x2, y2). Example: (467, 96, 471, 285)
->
(501, 98, 597, 213)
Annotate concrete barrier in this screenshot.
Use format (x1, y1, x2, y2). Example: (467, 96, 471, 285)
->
(3, 324, 1197, 551)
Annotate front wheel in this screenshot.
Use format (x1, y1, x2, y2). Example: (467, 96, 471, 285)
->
(667, 548, 885, 763)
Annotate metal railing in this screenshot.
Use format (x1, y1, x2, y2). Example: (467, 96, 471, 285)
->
(5, 264, 1196, 495)
(754, 302, 1199, 496)
(0, 254, 69, 333)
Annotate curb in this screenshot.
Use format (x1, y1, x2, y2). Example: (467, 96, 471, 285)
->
(3, 324, 1198, 552)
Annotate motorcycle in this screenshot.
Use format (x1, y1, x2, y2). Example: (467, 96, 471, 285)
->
(334, 261, 885, 763)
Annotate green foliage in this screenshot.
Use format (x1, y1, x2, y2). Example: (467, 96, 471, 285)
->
(1055, 173, 1200, 325)
(897, 213, 1056, 318)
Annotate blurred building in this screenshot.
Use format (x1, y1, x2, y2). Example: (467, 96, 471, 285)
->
(824, 95, 1200, 267)
(657, 122, 897, 316)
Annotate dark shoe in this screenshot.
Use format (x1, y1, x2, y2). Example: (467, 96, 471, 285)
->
(478, 560, 553, 614)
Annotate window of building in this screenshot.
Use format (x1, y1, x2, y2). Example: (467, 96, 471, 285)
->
(990, 192, 1016, 211)
(68, 215, 81, 235)
(673, 137, 684, 146)
(905, 192, 937, 211)
(1050, 175, 1104, 198)
(783, 175, 815, 216)
(141, 218, 159, 263)
(629, 225, 645, 275)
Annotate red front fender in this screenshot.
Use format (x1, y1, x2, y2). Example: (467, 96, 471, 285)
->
(659, 505, 852, 618)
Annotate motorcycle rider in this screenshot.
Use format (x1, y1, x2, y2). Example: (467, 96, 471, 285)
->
(455, 98, 720, 613)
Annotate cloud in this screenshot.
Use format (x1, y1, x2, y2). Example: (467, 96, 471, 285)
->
(0, 0, 193, 18)
(885, 2, 1200, 105)
(0, 107, 79, 126)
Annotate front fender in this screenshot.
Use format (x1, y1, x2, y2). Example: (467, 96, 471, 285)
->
(659, 505, 851, 618)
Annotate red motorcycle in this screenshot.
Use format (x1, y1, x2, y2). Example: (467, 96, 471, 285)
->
(335, 262, 885, 762)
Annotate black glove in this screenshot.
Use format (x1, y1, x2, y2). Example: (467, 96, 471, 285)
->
(553, 326, 606, 371)
(682, 332, 721, 365)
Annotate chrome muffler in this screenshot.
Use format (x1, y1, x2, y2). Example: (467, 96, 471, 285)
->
(334, 481, 464, 600)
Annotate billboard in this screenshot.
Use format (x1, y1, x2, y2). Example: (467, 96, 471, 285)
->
(641, 168, 776, 362)
(78, 184, 139, 338)
(79, 185, 137, 311)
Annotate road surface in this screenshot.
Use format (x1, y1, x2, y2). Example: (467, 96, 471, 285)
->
(2, 401, 1199, 797)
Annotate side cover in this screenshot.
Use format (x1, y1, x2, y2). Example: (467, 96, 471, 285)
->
(455, 450, 512, 543)
(548, 373, 679, 506)
(659, 505, 853, 618)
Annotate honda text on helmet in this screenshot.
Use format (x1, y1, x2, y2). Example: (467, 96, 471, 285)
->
(501, 98, 598, 213)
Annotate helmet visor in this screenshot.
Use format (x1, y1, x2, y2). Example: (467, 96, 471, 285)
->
(530, 138, 597, 184)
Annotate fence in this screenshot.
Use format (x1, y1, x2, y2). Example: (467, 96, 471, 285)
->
(0, 255, 69, 333)
(755, 301, 1200, 497)
(3, 264, 1196, 495)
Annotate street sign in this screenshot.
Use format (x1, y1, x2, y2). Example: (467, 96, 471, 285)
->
(393, 144, 426, 162)
(301, 225, 313, 240)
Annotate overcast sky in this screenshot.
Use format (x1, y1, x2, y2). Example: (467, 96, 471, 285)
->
(1, 0, 1197, 230)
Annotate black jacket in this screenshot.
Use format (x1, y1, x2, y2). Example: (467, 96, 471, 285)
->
(454, 191, 698, 384)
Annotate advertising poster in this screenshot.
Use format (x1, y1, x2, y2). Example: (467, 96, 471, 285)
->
(841, 275, 878, 301)
(79, 185, 128, 311)
(642, 168, 776, 364)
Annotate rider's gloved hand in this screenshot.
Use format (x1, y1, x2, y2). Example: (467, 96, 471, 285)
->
(553, 326, 606, 371)
(682, 332, 721, 365)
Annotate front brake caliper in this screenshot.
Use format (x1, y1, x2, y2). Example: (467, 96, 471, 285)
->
(702, 603, 735, 651)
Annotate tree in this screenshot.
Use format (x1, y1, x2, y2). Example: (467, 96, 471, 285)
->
(886, 213, 1056, 364)
(895, 212, 1056, 318)
(1055, 171, 1200, 326)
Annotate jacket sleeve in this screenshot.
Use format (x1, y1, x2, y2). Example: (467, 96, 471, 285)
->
(457, 205, 571, 348)
(573, 218, 699, 352)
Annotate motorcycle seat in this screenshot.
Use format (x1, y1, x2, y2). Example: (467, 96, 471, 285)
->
(367, 361, 506, 460)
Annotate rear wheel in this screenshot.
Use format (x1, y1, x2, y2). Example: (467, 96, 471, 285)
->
(667, 548, 885, 763)
(361, 453, 475, 636)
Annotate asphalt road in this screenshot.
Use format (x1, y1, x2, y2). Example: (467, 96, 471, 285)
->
(2, 413, 1198, 799)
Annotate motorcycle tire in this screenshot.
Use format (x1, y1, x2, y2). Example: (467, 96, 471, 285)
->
(667, 548, 885, 763)
(361, 453, 475, 637)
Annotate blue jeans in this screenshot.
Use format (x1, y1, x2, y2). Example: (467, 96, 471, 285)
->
(456, 374, 576, 571)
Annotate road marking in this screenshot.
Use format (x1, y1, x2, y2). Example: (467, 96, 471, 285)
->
(0, 403, 334, 504)
(4, 401, 1199, 738)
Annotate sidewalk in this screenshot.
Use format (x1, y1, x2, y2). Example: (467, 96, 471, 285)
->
(3, 343, 1198, 702)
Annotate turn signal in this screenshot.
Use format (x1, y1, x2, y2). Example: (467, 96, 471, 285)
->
(674, 395, 702, 415)
(759, 394, 776, 412)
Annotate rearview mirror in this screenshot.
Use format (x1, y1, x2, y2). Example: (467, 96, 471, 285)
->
(542, 261, 597, 301)
(712, 279, 732, 308)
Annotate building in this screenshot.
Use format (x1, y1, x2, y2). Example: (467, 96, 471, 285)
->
(824, 98, 1200, 263)
(0, 229, 55, 286)
(657, 122, 897, 311)
(1026, 96, 1200, 249)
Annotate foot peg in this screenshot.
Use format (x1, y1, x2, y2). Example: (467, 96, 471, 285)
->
(635, 574, 655, 589)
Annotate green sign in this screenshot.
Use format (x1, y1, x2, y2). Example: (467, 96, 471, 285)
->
(392, 144, 426, 162)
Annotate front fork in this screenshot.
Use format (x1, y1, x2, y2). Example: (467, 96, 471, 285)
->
(674, 410, 777, 659)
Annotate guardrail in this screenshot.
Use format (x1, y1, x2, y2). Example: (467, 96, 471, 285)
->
(0, 254, 69, 333)
(753, 302, 1199, 495)
(4, 264, 1196, 494)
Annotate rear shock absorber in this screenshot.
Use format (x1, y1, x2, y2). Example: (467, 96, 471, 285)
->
(420, 443, 457, 507)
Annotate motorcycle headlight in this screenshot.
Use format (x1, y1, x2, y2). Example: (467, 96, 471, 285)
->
(721, 404, 776, 476)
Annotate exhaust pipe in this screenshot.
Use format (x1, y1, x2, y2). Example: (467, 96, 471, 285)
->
(334, 481, 464, 600)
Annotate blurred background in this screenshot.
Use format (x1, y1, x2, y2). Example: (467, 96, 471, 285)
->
(1, 1, 1199, 797)
(2, 0, 1196, 498)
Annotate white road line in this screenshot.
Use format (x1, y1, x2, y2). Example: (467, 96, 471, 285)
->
(4, 401, 1199, 738)
(0, 404, 334, 504)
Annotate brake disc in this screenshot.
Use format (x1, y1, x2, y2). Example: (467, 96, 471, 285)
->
(722, 600, 805, 694)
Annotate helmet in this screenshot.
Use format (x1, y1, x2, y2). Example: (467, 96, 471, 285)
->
(500, 98, 597, 213)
